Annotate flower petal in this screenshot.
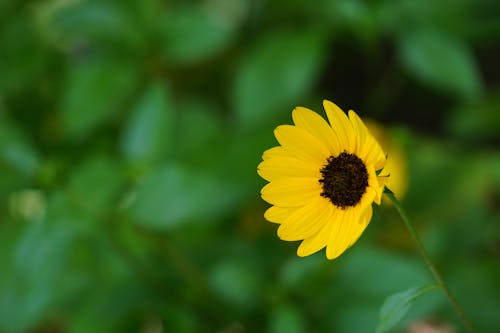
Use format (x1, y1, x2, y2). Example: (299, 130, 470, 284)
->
(365, 165, 384, 205)
(347, 206, 373, 248)
(325, 209, 350, 259)
(348, 110, 367, 157)
(277, 197, 331, 241)
(326, 208, 369, 260)
(292, 107, 341, 156)
(264, 206, 298, 224)
(323, 100, 355, 153)
(296, 208, 334, 257)
(274, 125, 330, 165)
(348, 110, 386, 170)
(261, 177, 321, 207)
(257, 156, 320, 182)
(262, 146, 288, 160)
(362, 136, 386, 171)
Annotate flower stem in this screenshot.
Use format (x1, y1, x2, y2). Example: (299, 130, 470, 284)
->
(384, 191, 475, 333)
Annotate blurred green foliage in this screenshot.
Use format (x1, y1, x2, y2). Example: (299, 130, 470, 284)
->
(0, 0, 499, 332)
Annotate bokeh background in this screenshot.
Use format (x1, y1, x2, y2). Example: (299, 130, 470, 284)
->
(1, 0, 499, 332)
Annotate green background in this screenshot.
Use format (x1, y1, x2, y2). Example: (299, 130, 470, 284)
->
(1, 0, 499, 332)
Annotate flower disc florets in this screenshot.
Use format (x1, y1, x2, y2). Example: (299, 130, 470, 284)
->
(320, 152, 368, 209)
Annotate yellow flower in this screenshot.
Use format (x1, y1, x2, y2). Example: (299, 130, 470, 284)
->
(257, 100, 388, 259)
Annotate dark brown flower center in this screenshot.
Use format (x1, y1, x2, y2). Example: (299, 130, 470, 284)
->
(319, 152, 368, 209)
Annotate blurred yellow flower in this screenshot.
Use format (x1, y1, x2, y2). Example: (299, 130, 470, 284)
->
(257, 100, 388, 259)
(364, 120, 408, 201)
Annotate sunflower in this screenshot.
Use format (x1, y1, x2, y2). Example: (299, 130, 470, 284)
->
(257, 100, 388, 259)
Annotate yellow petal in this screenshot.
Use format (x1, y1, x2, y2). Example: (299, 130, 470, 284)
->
(325, 209, 350, 259)
(296, 215, 332, 257)
(292, 107, 341, 156)
(348, 110, 386, 170)
(348, 110, 367, 156)
(357, 185, 376, 210)
(363, 136, 386, 171)
(345, 206, 372, 249)
(363, 165, 383, 205)
(323, 100, 355, 153)
(359, 204, 373, 231)
(277, 197, 331, 241)
(257, 156, 320, 182)
(325, 208, 369, 260)
(274, 125, 330, 165)
(264, 206, 297, 224)
(261, 178, 321, 207)
(347, 206, 373, 249)
(262, 146, 288, 160)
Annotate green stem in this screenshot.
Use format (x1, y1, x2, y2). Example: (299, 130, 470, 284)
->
(385, 191, 475, 333)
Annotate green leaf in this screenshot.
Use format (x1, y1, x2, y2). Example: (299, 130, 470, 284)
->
(38, 1, 143, 50)
(0, 222, 77, 333)
(66, 156, 124, 215)
(269, 305, 306, 333)
(338, 246, 429, 298)
(0, 116, 40, 178)
(160, 5, 235, 65)
(279, 255, 324, 289)
(0, 13, 46, 95)
(120, 82, 173, 165)
(61, 58, 138, 139)
(69, 282, 149, 333)
(376, 285, 440, 333)
(175, 98, 224, 163)
(399, 29, 482, 99)
(447, 95, 500, 141)
(233, 29, 326, 128)
(209, 260, 260, 307)
(129, 163, 239, 230)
